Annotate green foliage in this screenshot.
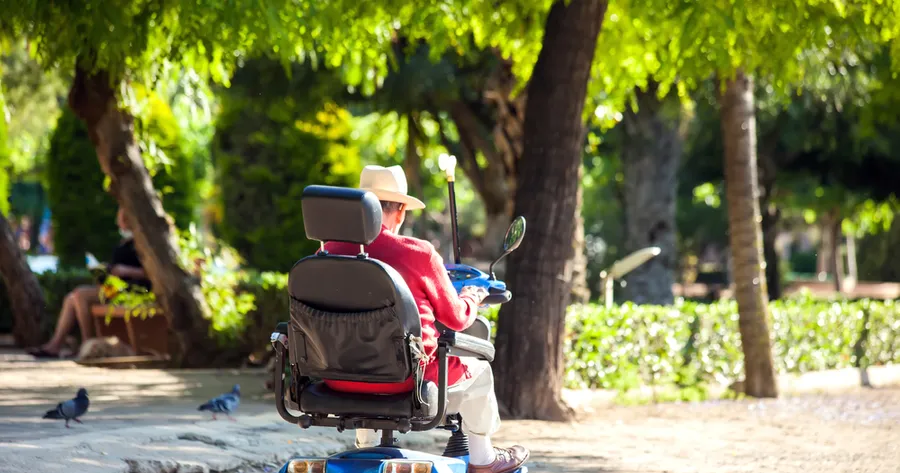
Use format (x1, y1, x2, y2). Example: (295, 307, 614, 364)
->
(62, 225, 267, 349)
(98, 274, 160, 324)
(45, 108, 119, 268)
(237, 270, 289, 353)
(484, 292, 900, 395)
(0, 87, 10, 216)
(152, 64, 218, 214)
(134, 86, 198, 229)
(213, 58, 361, 271)
(2, 0, 549, 99)
(176, 225, 256, 345)
(0, 41, 67, 175)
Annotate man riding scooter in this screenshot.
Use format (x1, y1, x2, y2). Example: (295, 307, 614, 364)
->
(319, 164, 530, 473)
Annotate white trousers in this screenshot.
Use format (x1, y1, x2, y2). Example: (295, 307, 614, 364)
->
(355, 358, 502, 447)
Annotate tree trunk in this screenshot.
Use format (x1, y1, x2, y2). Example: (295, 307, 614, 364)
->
(494, 0, 607, 421)
(758, 152, 781, 301)
(829, 210, 845, 293)
(761, 204, 782, 300)
(569, 170, 591, 304)
(845, 230, 857, 292)
(817, 216, 832, 278)
(0, 214, 45, 347)
(718, 70, 778, 398)
(619, 83, 681, 305)
(67, 61, 216, 367)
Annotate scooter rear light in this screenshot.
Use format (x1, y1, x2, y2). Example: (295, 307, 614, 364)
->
(287, 459, 327, 473)
(381, 460, 433, 473)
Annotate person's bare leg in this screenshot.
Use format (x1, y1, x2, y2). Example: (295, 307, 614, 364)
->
(32, 285, 100, 355)
(70, 285, 100, 344)
(32, 293, 78, 354)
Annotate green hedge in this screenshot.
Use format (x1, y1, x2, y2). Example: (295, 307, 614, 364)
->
(485, 295, 899, 393)
(4, 268, 897, 393)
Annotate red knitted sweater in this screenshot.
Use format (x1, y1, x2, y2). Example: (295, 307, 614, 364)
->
(322, 226, 480, 394)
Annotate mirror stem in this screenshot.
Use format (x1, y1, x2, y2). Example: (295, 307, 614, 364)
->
(488, 252, 508, 280)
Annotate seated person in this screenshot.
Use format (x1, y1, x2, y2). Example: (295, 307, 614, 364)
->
(321, 165, 529, 473)
(27, 206, 151, 358)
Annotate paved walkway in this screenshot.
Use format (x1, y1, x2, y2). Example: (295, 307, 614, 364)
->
(2, 345, 899, 473)
(0, 350, 440, 472)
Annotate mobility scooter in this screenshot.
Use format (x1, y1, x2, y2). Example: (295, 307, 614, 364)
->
(270, 157, 527, 473)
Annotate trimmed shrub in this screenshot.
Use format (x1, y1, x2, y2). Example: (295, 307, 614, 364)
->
(212, 58, 361, 272)
(484, 293, 899, 392)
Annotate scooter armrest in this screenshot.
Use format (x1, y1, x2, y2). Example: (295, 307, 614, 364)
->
(439, 331, 495, 362)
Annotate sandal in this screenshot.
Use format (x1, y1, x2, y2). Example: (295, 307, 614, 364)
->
(26, 347, 60, 359)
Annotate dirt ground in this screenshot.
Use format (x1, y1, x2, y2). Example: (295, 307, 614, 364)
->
(489, 386, 900, 473)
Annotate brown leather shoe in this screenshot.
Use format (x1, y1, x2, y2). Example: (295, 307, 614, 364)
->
(468, 446, 530, 473)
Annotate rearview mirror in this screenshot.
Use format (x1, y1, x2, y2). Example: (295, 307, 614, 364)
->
(502, 216, 526, 253)
(489, 216, 526, 279)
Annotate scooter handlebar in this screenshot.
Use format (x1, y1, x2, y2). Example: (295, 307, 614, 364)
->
(481, 290, 512, 305)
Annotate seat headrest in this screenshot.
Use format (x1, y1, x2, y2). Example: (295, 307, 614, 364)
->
(302, 185, 383, 245)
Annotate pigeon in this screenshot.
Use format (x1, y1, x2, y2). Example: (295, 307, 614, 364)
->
(198, 384, 240, 421)
(42, 388, 90, 428)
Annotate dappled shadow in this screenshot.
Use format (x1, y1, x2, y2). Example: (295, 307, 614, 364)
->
(0, 348, 273, 442)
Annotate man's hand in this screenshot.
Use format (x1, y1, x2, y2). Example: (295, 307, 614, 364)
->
(460, 285, 490, 303)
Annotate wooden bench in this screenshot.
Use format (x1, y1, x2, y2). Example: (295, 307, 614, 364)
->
(90, 304, 170, 357)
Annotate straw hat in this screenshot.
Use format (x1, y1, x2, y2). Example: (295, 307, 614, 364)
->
(359, 165, 426, 210)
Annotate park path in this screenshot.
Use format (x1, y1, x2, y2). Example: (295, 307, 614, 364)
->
(1, 347, 898, 472)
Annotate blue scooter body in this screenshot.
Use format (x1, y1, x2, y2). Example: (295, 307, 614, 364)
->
(445, 263, 512, 306)
(445, 263, 506, 293)
(278, 447, 468, 473)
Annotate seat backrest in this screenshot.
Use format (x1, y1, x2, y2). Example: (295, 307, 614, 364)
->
(287, 185, 422, 384)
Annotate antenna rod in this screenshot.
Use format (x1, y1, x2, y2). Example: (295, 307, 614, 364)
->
(447, 180, 461, 264)
(438, 154, 462, 264)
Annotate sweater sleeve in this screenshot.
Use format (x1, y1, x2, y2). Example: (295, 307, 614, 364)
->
(423, 246, 479, 332)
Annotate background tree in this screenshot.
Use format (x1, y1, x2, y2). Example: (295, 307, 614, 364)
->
(493, 0, 609, 420)
(0, 72, 44, 346)
(213, 58, 361, 271)
(47, 96, 197, 269)
(618, 83, 684, 304)
(621, 0, 898, 397)
(1, 1, 324, 364)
